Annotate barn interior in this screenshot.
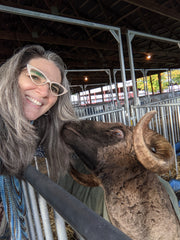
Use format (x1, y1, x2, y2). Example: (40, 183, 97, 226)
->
(0, 0, 180, 100)
(1, 2, 180, 240)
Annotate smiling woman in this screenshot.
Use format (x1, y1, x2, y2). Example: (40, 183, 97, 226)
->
(0, 45, 76, 177)
(0, 45, 77, 239)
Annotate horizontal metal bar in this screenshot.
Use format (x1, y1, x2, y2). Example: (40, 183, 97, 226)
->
(113, 68, 169, 72)
(79, 108, 123, 120)
(66, 69, 110, 72)
(83, 83, 108, 86)
(24, 165, 132, 240)
(135, 103, 180, 108)
(0, 4, 119, 31)
(128, 30, 180, 44)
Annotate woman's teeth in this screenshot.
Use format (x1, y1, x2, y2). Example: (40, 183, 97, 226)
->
(26, 96, 42, 106)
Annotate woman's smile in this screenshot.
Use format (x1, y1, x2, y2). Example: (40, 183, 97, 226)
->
(26, 95, 42, 106)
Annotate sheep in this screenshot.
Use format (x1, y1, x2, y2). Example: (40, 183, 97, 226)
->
(61, 110, 180, 240)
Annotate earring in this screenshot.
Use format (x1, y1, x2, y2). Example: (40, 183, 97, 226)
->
(44, 110, 50, 116)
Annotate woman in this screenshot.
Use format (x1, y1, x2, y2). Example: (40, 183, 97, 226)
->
(0, 45, 76, 179)
(0, 45, 78, 239)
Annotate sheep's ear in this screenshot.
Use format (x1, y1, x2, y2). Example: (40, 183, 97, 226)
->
(70, 164, 100, 187)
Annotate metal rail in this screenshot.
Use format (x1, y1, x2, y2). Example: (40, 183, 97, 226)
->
(24, 165, 132, 240)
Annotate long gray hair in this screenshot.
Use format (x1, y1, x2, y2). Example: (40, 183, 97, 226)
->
(0, 45, 76, 179)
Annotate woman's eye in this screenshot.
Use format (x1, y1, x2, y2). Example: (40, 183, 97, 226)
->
(31, 74, 41, 82)
(51, 85, 59, 94)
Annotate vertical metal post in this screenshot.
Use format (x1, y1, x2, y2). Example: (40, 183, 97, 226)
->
(169, 69, 175, 98)
(113, 69, 120, 103)
(105, 69, 115, 106)
(110, 29, 130, 124)
(127, 31, 139, 106)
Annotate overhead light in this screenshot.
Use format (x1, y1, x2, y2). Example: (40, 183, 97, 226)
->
(146, 54, 152, 60)
(84, 76, 88, 82)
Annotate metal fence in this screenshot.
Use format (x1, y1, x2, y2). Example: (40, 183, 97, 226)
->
(79, 107, 127, 124)
(74, 102, 122, 118)
(22, 165, 131, 240)
(21, 158, 70, 240)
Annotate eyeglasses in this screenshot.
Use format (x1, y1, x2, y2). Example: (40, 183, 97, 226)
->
(26, 64, 68, 96)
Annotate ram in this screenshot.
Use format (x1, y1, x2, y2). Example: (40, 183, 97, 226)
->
(61, 110, 180, 240)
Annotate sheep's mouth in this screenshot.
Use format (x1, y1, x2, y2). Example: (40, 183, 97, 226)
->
(61, 125, 98, 170)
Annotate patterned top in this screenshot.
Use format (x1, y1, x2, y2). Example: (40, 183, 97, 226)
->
(0, 146, 46, 239)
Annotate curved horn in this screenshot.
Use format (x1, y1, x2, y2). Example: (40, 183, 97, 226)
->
(133, 110, 175, 173)
(70, 164, 100, 187)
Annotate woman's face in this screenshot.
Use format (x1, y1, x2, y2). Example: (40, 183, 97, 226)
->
(18, 58, 62, 121)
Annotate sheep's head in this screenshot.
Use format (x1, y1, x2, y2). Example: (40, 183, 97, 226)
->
(61, 111, 175, 186)
(62, 119, 134, 170)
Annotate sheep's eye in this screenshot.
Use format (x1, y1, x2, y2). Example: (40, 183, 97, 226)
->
(110, 129, 124, 138)
(151, 147, 156, 153)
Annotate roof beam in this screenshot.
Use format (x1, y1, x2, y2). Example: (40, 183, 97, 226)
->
(122, 0, 180, 21)
(0, 30, 116, 50)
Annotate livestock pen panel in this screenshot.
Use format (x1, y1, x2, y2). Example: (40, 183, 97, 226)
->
(77, 97, 180, 177)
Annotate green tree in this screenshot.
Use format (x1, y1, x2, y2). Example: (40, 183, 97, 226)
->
(137, 77, 145, 90)
(171, 69, 180, 84)
(136, 70, 180, 93)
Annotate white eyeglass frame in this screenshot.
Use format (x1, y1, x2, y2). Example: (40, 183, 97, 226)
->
(26, 64, 68, 96)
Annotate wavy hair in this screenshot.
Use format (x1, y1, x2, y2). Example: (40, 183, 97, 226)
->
(0, 45, 76, 179)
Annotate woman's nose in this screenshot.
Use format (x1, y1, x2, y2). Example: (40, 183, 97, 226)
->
(36, 83, 50, 96)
